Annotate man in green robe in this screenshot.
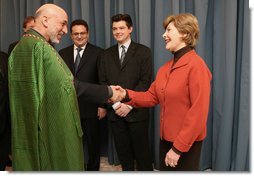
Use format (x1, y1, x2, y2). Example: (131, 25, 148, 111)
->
(8, 4, 123, 171)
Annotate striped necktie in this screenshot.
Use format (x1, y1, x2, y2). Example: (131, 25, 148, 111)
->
(75, 47, 82, 73)
(120, 45, 126, 65)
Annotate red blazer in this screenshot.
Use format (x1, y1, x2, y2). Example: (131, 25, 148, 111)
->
(127, 50, 212, 152)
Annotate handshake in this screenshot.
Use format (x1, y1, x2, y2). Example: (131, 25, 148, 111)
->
(109, 85, 127, 103)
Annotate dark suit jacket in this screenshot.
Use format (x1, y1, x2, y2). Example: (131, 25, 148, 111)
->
(98, 41, 152, 122)
(59, 43, 104, 119)
(8, 41, 19, 56)
(0, 51, 11, 169)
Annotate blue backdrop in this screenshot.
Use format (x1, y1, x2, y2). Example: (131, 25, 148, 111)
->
(0, 0, 250, 171)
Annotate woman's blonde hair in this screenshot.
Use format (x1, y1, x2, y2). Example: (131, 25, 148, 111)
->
(163, 13, 200, 48)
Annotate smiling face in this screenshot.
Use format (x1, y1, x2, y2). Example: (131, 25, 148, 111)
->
(34, 4, 69, 44)
(71, 25, 89, 47)
(112, 21, 132, 44)
(162, 22, 186, 52)
(47, 11, 68, 44)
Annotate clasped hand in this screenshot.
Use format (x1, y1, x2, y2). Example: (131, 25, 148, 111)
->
(113, 103, 131, 117)
(109, 86, 131, 117)
(109, 85, 126, 103)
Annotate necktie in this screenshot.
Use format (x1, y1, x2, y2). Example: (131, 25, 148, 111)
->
(120, 45, 126, 65)
(75, 47, 82, 73)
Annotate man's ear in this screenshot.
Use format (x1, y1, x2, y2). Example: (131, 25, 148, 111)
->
(42, 16, 48, 27)
(129, 26, 133, 33)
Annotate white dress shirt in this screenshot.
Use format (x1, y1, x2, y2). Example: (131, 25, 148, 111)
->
(74, 44, 87, 62)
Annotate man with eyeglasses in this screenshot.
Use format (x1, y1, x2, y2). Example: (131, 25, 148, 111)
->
(59, 19, 105, 171)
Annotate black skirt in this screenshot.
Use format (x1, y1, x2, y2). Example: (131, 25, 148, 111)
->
(159, 139, 203, 171)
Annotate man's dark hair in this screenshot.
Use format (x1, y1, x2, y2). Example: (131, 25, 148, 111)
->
(70, 19, 89, 33)
(111, 14, 133, 28)
(23, 16, 35, 29)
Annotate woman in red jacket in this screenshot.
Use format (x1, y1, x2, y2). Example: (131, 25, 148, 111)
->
(115, 13, 212, 171)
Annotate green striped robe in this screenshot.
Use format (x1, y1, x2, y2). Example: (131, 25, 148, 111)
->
(8, 29, 84, 171)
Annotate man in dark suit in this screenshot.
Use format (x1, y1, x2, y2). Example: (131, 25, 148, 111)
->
(8, 16, 35, 55)
(0, 51, 11, 170)
(59, 19, 105, 171)
(98, 14, 153, 171)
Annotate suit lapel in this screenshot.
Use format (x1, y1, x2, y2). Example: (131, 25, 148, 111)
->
(66, 45, 75, 74)
(111, 45, 121, 68)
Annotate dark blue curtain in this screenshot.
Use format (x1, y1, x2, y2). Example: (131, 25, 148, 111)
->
(0, 0, 249, 171)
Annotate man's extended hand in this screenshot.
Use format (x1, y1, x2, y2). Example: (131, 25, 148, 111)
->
(109, 85, 126, 103)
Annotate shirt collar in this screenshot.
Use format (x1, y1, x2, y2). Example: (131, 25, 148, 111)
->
(118, 39, 131, 51)
(74, 43, 87, 51)
(173, 45, 193, 64)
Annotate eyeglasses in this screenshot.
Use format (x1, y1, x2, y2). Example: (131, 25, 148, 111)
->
(72, 32, 87, 37)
